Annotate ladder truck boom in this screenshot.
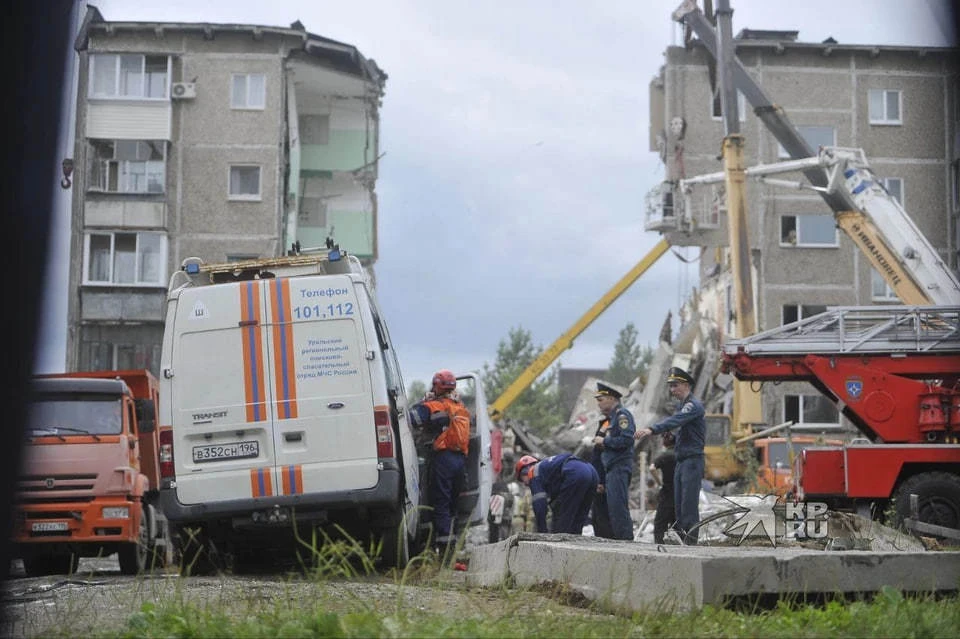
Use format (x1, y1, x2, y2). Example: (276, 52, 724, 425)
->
(721, 306, 960, 540)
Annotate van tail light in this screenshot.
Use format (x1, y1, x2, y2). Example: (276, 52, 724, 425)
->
(159, 427, 175, 480)
(374, 406, 394, 458)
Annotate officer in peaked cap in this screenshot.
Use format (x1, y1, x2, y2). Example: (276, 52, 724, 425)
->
(594, 382, 623, 400)
(666, 366, 695, 386)
(635, 366, 705, 545)
(591, 381, 635, 540)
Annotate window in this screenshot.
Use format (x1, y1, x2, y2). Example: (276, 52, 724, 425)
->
(953, 161, 960, 209)
(778, 125, 836, 158)
(868, 89, 902, 125)
(81, 340, 160, 373)
(229, 165, 261, 200)
(90, 54, 168, 99)
(711, 90, 747, 122)
(782, 304, 827, 325)
(871, 269, 898, 301)
(84, 232, 167, 286)
(881, 177, 903, 206)
(780, 214, 838, 247)
(299, 115, 330, 144)
(88, 140, 165, 193)
(784, 394, 840, 430)
(231, 74, 266, 109)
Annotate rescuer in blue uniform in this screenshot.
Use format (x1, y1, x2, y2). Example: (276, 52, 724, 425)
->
(589, 414, 614, 539)
(515, 453, 599, 534)
(591, 382, 636, 540)
(636, 367, 705, 545)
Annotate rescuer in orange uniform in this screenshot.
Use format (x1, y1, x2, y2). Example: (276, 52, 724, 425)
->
(410, 369, 471, 552)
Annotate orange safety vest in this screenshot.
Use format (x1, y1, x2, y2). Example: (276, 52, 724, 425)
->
(423, 396, 471, 455)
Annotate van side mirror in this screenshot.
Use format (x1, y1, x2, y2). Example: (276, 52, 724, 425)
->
(135, 399, 156, 434)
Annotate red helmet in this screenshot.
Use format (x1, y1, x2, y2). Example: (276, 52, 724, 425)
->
(431, 369, 457, 393)
(515, 455, 539, 481)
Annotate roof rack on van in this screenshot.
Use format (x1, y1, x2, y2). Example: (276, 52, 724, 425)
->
(171, 247, 358, 288)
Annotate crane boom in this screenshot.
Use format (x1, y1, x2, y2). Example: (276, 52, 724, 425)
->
(672, 1, 960, 305)
(488, 238, 670, 420)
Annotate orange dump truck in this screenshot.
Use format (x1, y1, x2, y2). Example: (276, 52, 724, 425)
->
(13, 370, 171, 575)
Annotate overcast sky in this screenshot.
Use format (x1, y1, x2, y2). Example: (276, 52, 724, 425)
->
(36, 0, 957, 387)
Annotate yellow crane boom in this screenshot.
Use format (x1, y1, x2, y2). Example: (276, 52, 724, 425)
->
(488, 238, 670, 420)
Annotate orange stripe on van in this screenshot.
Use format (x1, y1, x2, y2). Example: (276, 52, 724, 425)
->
(249, 467, 273, 497)
(269, 278, 298, 420)
(240, 282, 267, 422)
(281, 465, 303, 495)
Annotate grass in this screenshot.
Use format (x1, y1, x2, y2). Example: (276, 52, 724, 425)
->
(76, 582, 960, 638)
(5, 534, 960, 639)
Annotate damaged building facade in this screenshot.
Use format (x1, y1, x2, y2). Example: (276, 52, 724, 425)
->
(646, 29, 959, 437)
(64, 7, 386, 375)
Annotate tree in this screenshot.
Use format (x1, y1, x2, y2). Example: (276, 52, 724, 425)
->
(481, 326, 563, 436)
(607, 322, 654, 387)
(406, 379, 427, 405)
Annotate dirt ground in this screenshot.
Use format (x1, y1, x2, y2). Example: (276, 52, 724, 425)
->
(1, 555, 578, 639)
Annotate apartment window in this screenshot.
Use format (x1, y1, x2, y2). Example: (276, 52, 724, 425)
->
(868, 89, 902, 125)
(784, 394, 840, 430)
(228, 165, 261, 200)
(871, 269, 898, 301)
(299, 196, 328, 226)
(780, 214, 838, 247)
(881, 177, 903, 206)
(782, 304, 828, 325)
(84, 232, 167, 286)
(90, 54, 168, 99)
(226, 254, 260, 262)
(299, 114, 330, 144)
(778, 125, 836, 159)
(231, 74, 266, 109)
(81, 340, 160, 373)
(952, 161, 960, 209)
(711, 90, 747, 122)
(88, 140, 165, 193)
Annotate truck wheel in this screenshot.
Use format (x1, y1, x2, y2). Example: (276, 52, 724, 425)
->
(894, 472, 960, 542)
(118, 512, 149, 575)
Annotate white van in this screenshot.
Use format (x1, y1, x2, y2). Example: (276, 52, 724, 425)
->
(158, 249, 422, 572)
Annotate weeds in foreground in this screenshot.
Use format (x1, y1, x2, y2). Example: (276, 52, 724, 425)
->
(105, 586, 960, 639)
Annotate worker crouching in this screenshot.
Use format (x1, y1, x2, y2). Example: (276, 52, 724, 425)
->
(515, 453, 599, 535)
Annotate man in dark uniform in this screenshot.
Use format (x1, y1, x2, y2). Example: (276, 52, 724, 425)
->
(515, 453, 599, 534)
(590, 412, 614, 539)
(636, 367, 705, 545)
(651, 431, 677, 544)
(592, 382, 636, 540)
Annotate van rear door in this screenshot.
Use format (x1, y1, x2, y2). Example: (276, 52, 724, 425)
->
(170, 281, 275, 505)
(260, 275, 378, 496)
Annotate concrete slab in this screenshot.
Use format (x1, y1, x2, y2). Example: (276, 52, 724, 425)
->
(466, 534, 960, 612)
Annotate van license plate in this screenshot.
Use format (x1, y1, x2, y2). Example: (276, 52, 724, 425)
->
(32, 522, 68, 532)
(192, 441, 259, 463)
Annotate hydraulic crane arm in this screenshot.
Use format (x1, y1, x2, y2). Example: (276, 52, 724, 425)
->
(672, 1, 960, 305)
(488, 238, 670, 420)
